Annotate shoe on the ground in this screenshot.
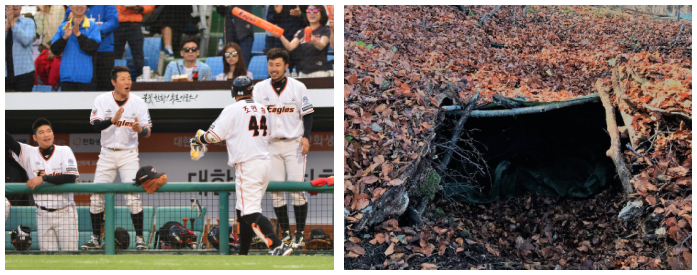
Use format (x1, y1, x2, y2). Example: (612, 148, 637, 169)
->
(164, 48, 174, 60)
(280, 230, 292, 245)
(136, 236, 148, 250)
(81, 235, 103, 250)
(269, 243, 293, 256)
(291, 231, 304, 249)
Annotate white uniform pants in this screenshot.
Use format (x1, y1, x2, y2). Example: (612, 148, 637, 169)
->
(36, 203, 78, 251)
(235, 158, 271, 216)
(5, 198, 10, 222)
(269, 138, 307, 207)
(90, 147, 143, 214)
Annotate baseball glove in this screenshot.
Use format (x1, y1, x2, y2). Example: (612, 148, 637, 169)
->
(190, 129, 208, 161)
(134, 166, 168, 194)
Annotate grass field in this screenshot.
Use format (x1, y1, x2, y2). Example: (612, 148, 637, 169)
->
(5, 255, 334, 270)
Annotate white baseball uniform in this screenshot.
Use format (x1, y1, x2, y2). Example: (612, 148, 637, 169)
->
(207, 98, 271, 216)
(89, 92, 152, 214)
(12, 143, 79, 251)
(5, 198, 10, 222)
(252, 77, 313, 207)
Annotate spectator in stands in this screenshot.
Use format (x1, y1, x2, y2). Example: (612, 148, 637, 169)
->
(6, 5, 36, 91)
(216, 5, 254, 68)
(216, 42, 253, 80)
(147, 5, 197, 60)
(34, 48, 61, 89)
(35, 5, 65, 53)
(51, 5, 102, 91)
(264, 5, 307, 73)
(163, 36, 211, 81)
(276, 5, 332, 78)
(65, 5, 119, 91)
(114, 5, 155, 82)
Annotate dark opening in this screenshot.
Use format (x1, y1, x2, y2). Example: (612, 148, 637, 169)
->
(436, 102, 622, 203)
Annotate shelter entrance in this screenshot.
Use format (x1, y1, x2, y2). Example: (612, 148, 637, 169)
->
(437, 100, 622, 203)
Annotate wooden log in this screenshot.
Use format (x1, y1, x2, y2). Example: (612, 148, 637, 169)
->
(611, 66, 641, 148)
(595, 80, 634, 196)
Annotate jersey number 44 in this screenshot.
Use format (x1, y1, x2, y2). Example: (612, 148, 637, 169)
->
(248, 116, 268, 137)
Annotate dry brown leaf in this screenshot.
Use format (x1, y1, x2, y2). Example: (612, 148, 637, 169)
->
(385, 243, 395, 256)
(421, 263, 438, 270)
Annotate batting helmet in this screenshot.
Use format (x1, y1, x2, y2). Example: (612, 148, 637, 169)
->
(232, 76, 253, 97)
(114, 227, 130, 249)
(10, 225, 32, 251)
(167, 224, 197, 249)
(207, 225, 239, 250)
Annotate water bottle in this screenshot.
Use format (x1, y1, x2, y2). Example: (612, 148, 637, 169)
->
(192, 65, 199, 81)
(217, 39, 224, 54)
(285, 69, 290, 77)
(291, 68, 298, 78)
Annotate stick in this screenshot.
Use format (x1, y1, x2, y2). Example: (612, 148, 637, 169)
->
(643, 104, 692, 120)
(439, 92, 480, 171)
(596, 80, 634, 196)
(479, 5, 503, 25)
(147, 223, 157, 248)
(183, 217, 188, 228)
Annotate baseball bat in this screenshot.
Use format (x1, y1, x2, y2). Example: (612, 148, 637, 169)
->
(183, 217, 188, 228)
(190, 217, 195, 232)
(147, 223, 156, 247)
(204, 217, 211, 248)
(232, 7, 284, 37)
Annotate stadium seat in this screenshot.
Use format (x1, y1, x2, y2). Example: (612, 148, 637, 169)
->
(251, 33, 266, 56)
(5, 206, 38, 232)
(248, 56, 269, 79)
(328, 46, 333, 54)
(327, 55, 334, 61)
(32, 85, 53, 92)
(114, 59, 127, 67)
(143, 37, 162, 70)
(153, 206, 207, 249)
(206, 56, 224, 76)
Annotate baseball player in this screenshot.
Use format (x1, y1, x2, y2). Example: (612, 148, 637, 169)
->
(83, 65, 152, 250)
(189, 76, 293, 256)
(5, 119, 80, 251)
(252, 48, 313, 249)
(5, 198, 10, 222)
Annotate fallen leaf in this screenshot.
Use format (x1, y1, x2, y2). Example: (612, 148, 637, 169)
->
(421, 263, 438, 270)
(385, 243, 395, 256)
(348, 74, 358, 84)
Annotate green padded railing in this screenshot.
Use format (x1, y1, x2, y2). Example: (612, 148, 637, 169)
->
(5, 182, 333, 255)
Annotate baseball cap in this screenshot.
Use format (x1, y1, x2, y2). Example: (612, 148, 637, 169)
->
(134, 165, 165, 185)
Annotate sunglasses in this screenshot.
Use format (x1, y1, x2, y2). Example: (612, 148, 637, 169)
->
(306, 8, 319, 14)
(183, 47, 198, 53)
(224, 51, 239, 58)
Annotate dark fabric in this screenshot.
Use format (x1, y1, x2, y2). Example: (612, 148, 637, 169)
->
(131, 211, 144, 237)
(50, 36, 68, 56)
(6, 27, 14, 77)
(41, 174, 77, 185)
(95, 51, 115, 91)
(76, 34, 100, 55)
(222, 6, 254, 41)
(242, 212, 281, 249)
(6, 131, 21, 155)
(271, 76, 287, 95)
(293, 203, 308, 233)
(92, 119, 113, 131)
(237, 35, 253, 71)
(147, 5, 195, 51)
(115, 99, 126, 106)
(236, 209, 252, 255)
(273, 205, 291, 233)
(264, 5, 307, 48)
(39, 145, 55, 160)
(90, 212, 104, 236)
(6, 149, 31, 206)
(294, 26, 331, 74)
(5, 71, 35, 92)
(113, 22, 144, 78)
(302, 114, 313, 139)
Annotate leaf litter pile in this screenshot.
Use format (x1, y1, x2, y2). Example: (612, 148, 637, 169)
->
(344, 5, 691, 270)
